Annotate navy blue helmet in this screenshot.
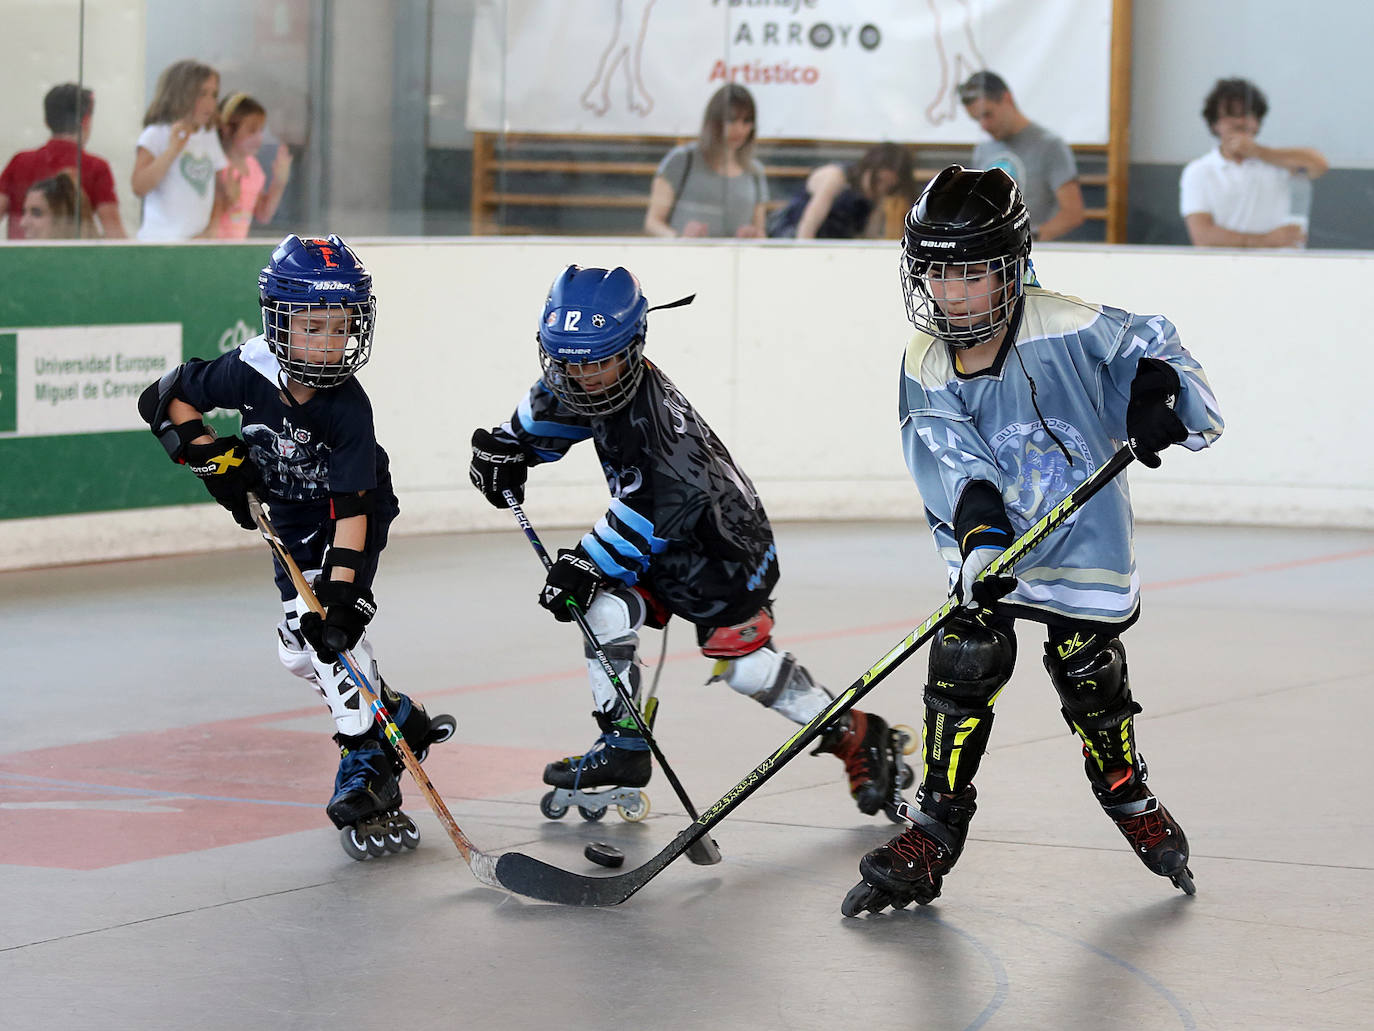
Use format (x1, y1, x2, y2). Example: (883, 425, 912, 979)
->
(259, 234, 376, 388)
(537, 265, 648, 415)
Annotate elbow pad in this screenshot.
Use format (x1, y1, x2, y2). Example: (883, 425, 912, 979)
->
(137, 367, 206, 462)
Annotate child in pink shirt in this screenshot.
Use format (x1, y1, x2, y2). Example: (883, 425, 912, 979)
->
(213, 93, 292, 239)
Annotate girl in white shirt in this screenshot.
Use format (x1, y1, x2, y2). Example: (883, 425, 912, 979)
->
(131, 59, 227, 241)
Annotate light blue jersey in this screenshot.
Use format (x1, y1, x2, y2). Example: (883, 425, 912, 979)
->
(899, 286, 1224, 625)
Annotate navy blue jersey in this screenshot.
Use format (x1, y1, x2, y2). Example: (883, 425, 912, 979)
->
(495, 361, 777, 626)
(174, 335, 398, 595)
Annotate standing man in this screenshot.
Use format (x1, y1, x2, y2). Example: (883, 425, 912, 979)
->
(957, 70, 1085, 242)
(0, 83, 126, 239)
(1180, 77, 1327, 249)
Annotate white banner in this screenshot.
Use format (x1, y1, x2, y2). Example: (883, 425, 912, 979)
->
(2, 324, 181, 438)
(466, 0, 1112, 142)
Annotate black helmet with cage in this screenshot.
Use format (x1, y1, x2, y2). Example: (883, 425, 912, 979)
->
(899, 164, 1031, 348)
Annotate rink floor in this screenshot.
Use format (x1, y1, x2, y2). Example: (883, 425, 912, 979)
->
(2, 517, 1372, 1031)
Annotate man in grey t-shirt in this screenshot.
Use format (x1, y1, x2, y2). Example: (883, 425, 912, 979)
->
(958, 71, 1085, 242)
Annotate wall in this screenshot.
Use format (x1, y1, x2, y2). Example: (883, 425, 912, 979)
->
(1, 237, 1369, 571)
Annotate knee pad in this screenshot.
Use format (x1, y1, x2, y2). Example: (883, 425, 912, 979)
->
(276, 619, 317, 682)
(583, 587, 646, 717)
(711, 643, 832, 724)
(1043, 632, 1142, 774)
(922, 610, 1016, 795)
(584, 586, 648, 641)
(698, 607, 774, 658)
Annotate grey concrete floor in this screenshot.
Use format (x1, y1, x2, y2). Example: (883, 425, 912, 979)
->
(2, 518, 1372, 1031)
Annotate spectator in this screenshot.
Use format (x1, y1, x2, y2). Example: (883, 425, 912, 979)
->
(211, 93, 293, 239)
(19, 173, 95, 240)
(1179, 77, 1328, 249)
(767, 142, 915, 239)
(131, 59, 227, 241)
(957, 70, 1085, 241)
(0, 83, 126, 239)
(645, 84, 768, 239)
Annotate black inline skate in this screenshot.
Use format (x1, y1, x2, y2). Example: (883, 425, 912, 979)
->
(540, 711, 652, 824)
(327, 697, 457, 861)
(1090, 759, 1195, 895)
(842, 786, 977, 916)
(813, 709, 917, 821)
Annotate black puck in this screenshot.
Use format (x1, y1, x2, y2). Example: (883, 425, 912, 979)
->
(584, 841, 624, 868)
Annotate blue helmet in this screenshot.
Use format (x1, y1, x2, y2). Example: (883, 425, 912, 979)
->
(537, 265, 648, 415)
(258, 234, 376, 388)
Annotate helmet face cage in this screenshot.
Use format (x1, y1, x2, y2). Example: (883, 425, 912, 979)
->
(900, 247, 1025, 349)
(262, 296, 376, 388)
(538, 333, 646, 416)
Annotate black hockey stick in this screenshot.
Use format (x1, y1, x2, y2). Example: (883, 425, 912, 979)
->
(492, 446, 1136, 906)
(247, 494, 503, 889)
(504, 492, 722, 866)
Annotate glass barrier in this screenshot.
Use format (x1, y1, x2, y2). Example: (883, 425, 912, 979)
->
(0, 1, 1363, 247)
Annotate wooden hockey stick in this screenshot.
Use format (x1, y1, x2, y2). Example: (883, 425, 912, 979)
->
(247, 493, 501, 888)
(491, 446, 1136, 906)
(504, 493, 722, 866)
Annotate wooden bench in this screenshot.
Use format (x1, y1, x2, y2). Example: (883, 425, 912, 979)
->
(470, 132, 1116, 241)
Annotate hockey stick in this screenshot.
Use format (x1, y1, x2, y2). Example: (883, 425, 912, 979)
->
(503, 492, 722, 866)
(492, 446, 1136, 906)
(246, 493, 502, 888)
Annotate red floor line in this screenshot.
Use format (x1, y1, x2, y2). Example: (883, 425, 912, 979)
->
(178, 544, 1374, 721)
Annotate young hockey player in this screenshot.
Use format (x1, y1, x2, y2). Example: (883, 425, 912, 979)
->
(137, 234, 454, 859)
(843, 167, 1224, 915)
(469, 265, 911, 821)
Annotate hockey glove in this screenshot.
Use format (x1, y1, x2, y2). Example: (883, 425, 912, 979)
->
(539, 547, 603, 622)
(183, 436, 262, 530)
(299, 579, 377, 661)
(1126, 358, 1188, 469)
(956, 541, 1018, 609)
(469, 427, 528, 508)
(953, 481, 1017, 609)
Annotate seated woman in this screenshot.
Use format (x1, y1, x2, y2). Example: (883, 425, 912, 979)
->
(645, 84, 768, 239)
(769, 142, 914, 239)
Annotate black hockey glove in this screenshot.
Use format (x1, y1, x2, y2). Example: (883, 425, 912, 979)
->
(469, 427, 528, 508)
(1126, 358, 1188, 470)
(539, 547, 603, 622)
(183, 436, 262, 530)
(299, 579, 377, 661)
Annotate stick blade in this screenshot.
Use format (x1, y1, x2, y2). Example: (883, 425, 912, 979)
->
(494, 851, 646, 907)
(686, 835, 722, 866)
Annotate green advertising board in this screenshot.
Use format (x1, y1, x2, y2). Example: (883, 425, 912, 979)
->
(0, 244, 269, 520)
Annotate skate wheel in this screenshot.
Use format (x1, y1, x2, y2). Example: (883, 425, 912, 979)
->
(892, 724, 919, 756)
(540, 790, 568, 820)
(578, 805, 607, 822)
(400, 819, 420, 850)
(427, 714, 457, 745)
(841, 880, 888, 918)
(340, 827, 371, 861)
(897, 762, 915, 790)
(617, 791, 650, 823)
(365, 832, 388, 858)
(1171, 866, 1196, 896)
(384, 827, 407, 853)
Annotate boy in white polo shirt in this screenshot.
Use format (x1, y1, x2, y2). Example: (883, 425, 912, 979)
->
(1180, 78, 1327, 249)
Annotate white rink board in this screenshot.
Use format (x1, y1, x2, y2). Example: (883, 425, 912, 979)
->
(3, 239, 1370, 569)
